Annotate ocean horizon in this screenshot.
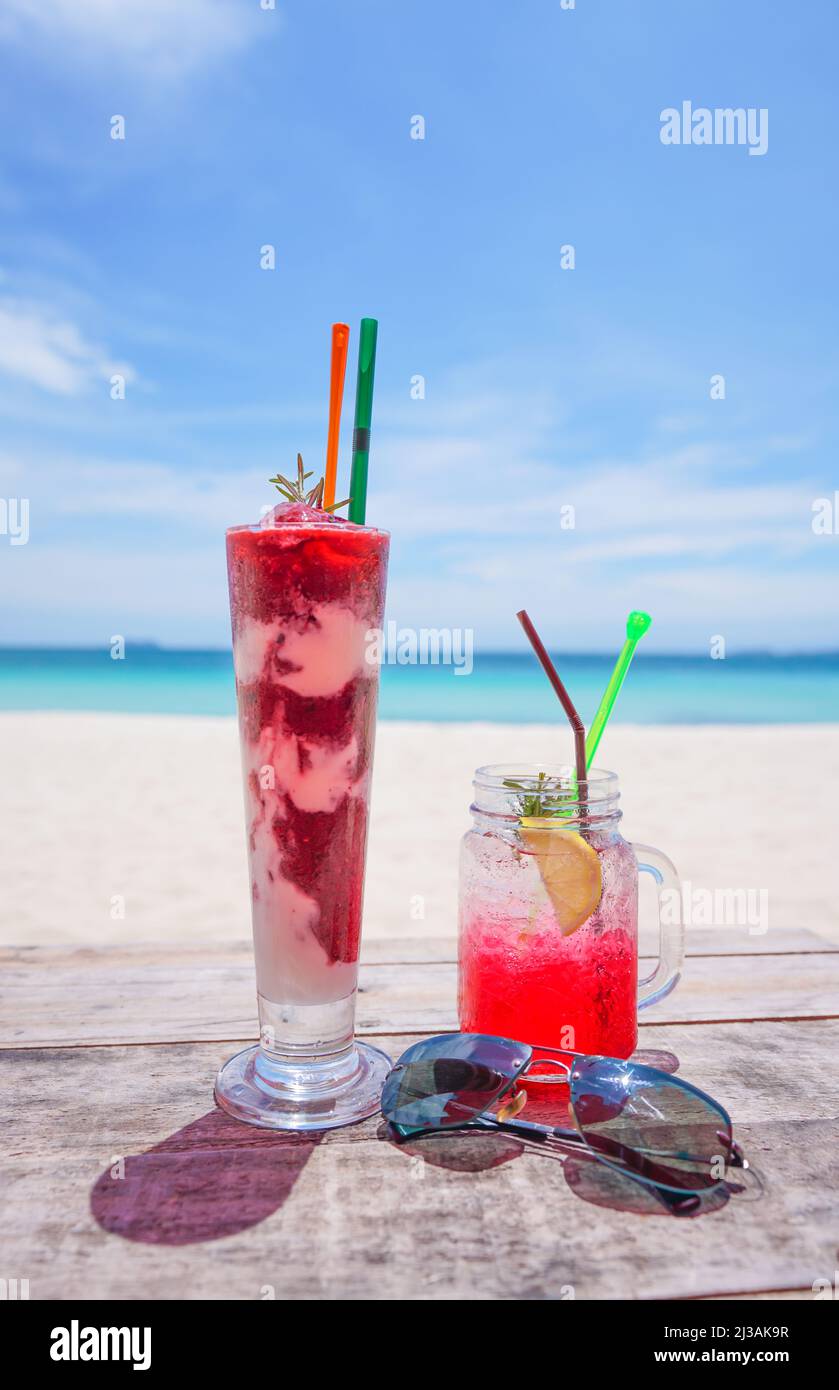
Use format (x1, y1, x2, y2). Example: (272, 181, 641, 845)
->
(0, 646, 837, 724)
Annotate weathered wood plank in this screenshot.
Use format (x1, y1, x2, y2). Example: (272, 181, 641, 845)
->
(2, 944, 838, 1048)
(365, 930, 839, 963)
(3, 926, 832, 974)
(365, 928, 839, 962)
(1, 1020, 836, 1301)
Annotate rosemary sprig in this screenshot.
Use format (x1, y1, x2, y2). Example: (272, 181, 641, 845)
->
(503, 771, 576, 820)
(269, 453, 351, 514)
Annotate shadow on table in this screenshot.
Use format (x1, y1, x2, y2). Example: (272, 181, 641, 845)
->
(91, 1109, 322, 1246)
(380, 1046, 749, 1220)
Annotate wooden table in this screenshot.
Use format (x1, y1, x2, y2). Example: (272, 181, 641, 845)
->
(2, 928, 838, 1301)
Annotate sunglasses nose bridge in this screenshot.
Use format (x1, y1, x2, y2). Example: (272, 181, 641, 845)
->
(521, 1056, 572, 1083)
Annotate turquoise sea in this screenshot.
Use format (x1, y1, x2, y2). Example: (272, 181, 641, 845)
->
(0, 647, 837, 723)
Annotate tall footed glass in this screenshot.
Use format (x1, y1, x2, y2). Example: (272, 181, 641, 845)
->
(215, 501, 390, 1130)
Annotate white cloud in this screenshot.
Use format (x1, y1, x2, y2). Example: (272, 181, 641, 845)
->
(1, 423, 832, 651)
(0, 454, 265, 525)
(0, 0, 266, 82)
(1, 540, 229, 646)
(385, 558, 839, 653)
(0, 298, 136, 395)
(0, 351, 833, 650)
(373, 432, 819, 553)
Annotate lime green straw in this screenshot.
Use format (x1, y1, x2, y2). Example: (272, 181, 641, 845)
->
(585, 611, 652, 769)
(348, 318, 378, 524)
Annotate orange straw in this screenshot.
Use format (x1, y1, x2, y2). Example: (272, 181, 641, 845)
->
(323, 323, 350, 510)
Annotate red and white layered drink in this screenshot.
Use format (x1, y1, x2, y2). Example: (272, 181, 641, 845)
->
(216, 494, 390, 1130)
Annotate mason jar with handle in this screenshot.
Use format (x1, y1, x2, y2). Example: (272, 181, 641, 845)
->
(458, 765, 684, 1059)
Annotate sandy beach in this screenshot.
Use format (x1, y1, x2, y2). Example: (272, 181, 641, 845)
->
(2, 711, 837, 951)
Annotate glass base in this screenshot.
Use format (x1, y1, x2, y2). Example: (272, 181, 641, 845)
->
(214, 1040, 392, 1132)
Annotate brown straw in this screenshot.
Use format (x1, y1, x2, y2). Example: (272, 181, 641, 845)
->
(516, 609, 587, 795)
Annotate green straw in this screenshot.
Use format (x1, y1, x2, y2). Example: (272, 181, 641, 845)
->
(585, 611, 652, 769)
(348, 317, 378, 524)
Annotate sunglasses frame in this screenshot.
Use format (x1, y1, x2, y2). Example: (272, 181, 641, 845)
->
(383, 1033, 746, 1205)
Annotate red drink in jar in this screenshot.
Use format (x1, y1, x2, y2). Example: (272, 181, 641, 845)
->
(458, 765, 684, 1064)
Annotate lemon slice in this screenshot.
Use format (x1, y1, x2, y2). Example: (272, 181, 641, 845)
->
(519, 817, 602, 936)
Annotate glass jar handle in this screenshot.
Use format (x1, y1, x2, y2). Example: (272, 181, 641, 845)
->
(631, 843, 684, 1010)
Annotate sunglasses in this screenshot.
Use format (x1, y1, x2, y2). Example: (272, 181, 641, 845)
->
(382, 1033, 747, 1214)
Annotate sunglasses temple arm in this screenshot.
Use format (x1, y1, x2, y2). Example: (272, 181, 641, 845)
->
(478, 1115, 721, 1198)
(475, 1115, 582, 1146)
(475, 1117, 692, 1208)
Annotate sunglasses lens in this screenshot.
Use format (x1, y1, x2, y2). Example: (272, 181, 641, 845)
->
(381, 1034, 531, 1135)
(571, 1057, 733, 1193)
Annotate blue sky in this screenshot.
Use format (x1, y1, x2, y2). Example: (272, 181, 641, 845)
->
(0, 0, 837, 651)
